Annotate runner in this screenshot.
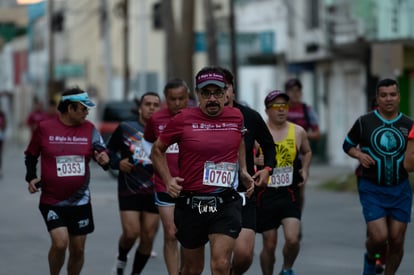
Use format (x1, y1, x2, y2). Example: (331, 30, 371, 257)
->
(256, 90, 312, 275)
(150, 66, 255, 275)
(107, 92, 161, 275)
(344, 78, 412, 275)
(143, 78, 190, 274)
(220, 67, 276, 275)
(24, 87, 110, 275)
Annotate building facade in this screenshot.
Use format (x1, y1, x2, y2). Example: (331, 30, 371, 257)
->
(1, 0, 414, 165)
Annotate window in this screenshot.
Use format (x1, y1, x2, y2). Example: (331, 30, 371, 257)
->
(307, 0, 320, 29)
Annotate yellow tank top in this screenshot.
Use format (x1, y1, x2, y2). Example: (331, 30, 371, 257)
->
(275, 122, 297, 168)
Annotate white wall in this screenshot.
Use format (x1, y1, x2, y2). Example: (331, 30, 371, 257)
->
(238, 66, 283, 119)
(326, 60, 366, 166)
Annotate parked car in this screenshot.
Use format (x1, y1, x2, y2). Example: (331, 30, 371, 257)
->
(98, 100, 138, 178)
(98, 100, 138, 142)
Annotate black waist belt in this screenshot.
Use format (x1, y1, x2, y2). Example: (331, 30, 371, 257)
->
(177, 189, 240, 209)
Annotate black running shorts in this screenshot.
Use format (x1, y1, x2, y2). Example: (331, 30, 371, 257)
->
(174, 190, 242, 249)
(118, 193, 158, 213)
(39, 203, 95, 235)
(256, 187, 301, 233)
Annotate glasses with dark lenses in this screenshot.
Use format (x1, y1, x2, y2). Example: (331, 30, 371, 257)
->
(268, 103, 288, 110)
(200, 89, 225, 99)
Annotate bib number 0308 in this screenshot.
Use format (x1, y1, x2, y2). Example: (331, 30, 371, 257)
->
(268, 166, 293, 188)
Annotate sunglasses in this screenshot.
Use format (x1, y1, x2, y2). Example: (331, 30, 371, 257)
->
(268, 103, 289, 110)
(200, 89, 225, 99)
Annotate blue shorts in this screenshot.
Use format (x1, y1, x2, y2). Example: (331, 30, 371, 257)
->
(358, 178, 412, 223)
(155, 192, 176, 207)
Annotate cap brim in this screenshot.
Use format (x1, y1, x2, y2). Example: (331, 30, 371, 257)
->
(197, 80, 226, 89)
(277, 94, 290, 101)
(79, 100, 96, 108)
(265, 93, 290, 107)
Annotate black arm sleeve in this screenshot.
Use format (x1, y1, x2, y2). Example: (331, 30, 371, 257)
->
(106, 124, 129, 170)
(25, 153, 38, 182)
(254, 114, 276, 169)
(236, 102, 276, 175)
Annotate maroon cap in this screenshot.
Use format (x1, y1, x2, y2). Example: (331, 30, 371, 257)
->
(196, 72, 226, 89)
(264, 90, 290, 107)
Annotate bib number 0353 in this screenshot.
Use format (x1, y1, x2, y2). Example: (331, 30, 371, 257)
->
(56, 155, 85, 177)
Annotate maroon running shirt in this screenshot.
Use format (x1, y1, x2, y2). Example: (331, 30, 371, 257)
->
(144, 107, 180, 193)
(24, 117, 106, 205)
(158, 106, 243, 193)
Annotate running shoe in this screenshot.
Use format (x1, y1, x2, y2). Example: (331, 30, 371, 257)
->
(279, 269, 294, 275)
(375, 256, 385, 274)
(363, 253, 376, 275)
(375, 245, 387, 274)
(111, 259, 126, 275)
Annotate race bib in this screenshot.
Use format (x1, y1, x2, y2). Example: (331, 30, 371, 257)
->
(56, 155, 85, 177)
(166, 143, 179, 154)
(268, 166, 293, 188)
(131, 142, 151, 165)
(203, 161, 236, 188)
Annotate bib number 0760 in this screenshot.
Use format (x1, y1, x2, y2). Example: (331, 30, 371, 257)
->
(208, 170, 232, 185)
(202, 161, 236, 188)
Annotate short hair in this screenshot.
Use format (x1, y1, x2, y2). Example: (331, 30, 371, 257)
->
(163, 78, 190, 97)
(376, 78, 399, 95)
(220, 67, 234, 86)
(57, 87, 85, 113)
(284, 78, 302, 91)
(137, 91, 160, 106)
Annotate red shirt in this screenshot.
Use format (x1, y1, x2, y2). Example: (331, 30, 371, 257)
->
(26, 110, 49, 132)
(159, 107, 243, 193)
(144, 107, 180, 192)
(24, 117, 105, 205)
(287, 103, 319, 132)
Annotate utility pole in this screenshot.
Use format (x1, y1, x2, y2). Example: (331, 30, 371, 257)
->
(123, 0, 129, 99)
(229, 0, 238, 95)
(204, 0, 218, 65)
(101, 0, 113, 100)
(47, 0, 55, 101)
(139, 0, 147, 96)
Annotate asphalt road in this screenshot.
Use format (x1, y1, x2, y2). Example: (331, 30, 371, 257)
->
(1, 141, 413, 274)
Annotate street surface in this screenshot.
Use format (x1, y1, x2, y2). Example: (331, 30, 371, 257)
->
(1, 141, 413, 274)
